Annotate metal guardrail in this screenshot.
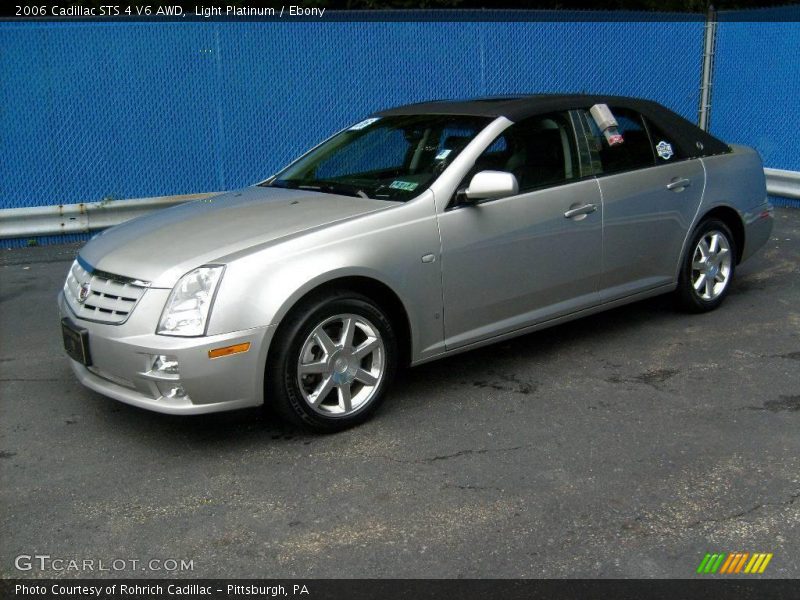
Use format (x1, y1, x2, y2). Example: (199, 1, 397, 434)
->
(0, 168, 797, 241)
(0, 192, 222, 239)
(764, 168, 800, 200)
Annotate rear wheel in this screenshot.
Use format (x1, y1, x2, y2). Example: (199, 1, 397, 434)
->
(266, 292, 397, 432)
(675, 218, 736, 312)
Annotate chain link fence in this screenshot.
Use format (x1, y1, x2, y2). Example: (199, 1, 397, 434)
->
(0, 12, 796, 246)
(712, 11, 800, 173)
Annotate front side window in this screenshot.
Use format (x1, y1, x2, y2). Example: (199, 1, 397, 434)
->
(584, 107, 656, 175)
(266, 115, 492, 201)
(461, 111, 579, 195)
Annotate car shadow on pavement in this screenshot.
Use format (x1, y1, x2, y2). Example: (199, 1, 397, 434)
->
(86, 397, 311, 445)
(393, 293, 677, 404)
(84, 293, 676, 444)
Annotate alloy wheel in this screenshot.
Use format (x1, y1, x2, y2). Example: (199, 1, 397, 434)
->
(296, 313, 385, 416)
(691, 230, 733, 301)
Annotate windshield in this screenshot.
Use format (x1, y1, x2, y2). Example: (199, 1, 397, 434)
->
(264, 114, 493, 201)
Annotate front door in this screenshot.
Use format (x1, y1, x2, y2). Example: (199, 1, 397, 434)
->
(436, 111, 603, 350)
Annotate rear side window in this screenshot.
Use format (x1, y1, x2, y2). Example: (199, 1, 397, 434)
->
(585, 107, 656, 175)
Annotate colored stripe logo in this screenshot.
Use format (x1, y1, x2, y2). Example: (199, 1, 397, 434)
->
(697, 552, 773, 574)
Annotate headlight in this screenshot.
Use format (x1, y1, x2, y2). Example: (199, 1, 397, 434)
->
(157, 266, 224, 337)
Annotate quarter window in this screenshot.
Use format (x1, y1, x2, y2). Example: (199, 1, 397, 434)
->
(644, 118, 685, 163)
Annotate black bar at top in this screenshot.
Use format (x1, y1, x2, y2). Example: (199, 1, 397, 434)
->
(2, 4, 800, 22)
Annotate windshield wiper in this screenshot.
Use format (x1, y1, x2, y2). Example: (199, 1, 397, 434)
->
(296, 183, 365, 199)
(268, 179, 377, 200)
(263, 179, 293, 189)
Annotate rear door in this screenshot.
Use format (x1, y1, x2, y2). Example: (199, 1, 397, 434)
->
(581, 107, 705, 300)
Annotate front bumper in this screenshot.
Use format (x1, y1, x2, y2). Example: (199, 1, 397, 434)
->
(58, 291, 275, 414)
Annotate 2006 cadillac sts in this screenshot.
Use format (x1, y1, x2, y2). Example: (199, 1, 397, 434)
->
(59, 95, 773, 431)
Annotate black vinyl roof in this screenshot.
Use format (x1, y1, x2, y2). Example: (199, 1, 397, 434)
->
(376, 94, 730, 158)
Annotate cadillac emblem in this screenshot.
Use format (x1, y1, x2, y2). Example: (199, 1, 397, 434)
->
(78, 282, 91, 304)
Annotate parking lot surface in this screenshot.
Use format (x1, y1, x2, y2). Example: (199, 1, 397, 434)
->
(1, 208, 799, 578)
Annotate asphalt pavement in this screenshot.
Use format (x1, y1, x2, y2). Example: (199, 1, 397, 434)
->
(1, 208, 799, 578)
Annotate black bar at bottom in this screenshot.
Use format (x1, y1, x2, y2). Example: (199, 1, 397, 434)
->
(1, 579, 798, 600)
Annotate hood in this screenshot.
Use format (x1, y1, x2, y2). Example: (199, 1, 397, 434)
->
(79, 186, 394, 287)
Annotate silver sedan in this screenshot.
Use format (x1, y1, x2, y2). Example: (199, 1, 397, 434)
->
(59, 95, 774, 431)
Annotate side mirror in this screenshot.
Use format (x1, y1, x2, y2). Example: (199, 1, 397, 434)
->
(459, 171, 519, 205)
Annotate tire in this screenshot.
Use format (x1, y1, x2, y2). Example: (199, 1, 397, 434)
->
(266, 291, 397, 432)
(675, 218, 737, 313)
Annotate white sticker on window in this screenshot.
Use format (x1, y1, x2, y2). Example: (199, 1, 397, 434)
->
(435, 148, 452, 160)
(389, 180, 418, 191)
(348, 117, 380, 131)
(656, 140, 674, 160)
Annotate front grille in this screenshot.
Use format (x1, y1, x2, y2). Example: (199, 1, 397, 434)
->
(64, 258, 149, 325)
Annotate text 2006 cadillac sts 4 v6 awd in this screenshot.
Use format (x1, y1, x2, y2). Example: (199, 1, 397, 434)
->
(59, 95, 773, 431)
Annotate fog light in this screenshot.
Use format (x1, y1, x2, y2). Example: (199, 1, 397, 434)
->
(156, 381, 188, 399)
(152, 355, 179, 375)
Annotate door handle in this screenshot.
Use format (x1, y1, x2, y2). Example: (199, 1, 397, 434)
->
(666, 178, 691, 191)
(564, 203, 597, 219)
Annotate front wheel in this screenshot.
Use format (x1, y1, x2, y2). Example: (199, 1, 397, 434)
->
(675, 218, 737, 313)
(266, 292, 397, 432)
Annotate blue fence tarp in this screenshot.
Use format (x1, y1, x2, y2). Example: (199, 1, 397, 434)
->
(0, 20, 704, 210)
(711, 20, 800, 171)
(0, 13, 797, 248)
